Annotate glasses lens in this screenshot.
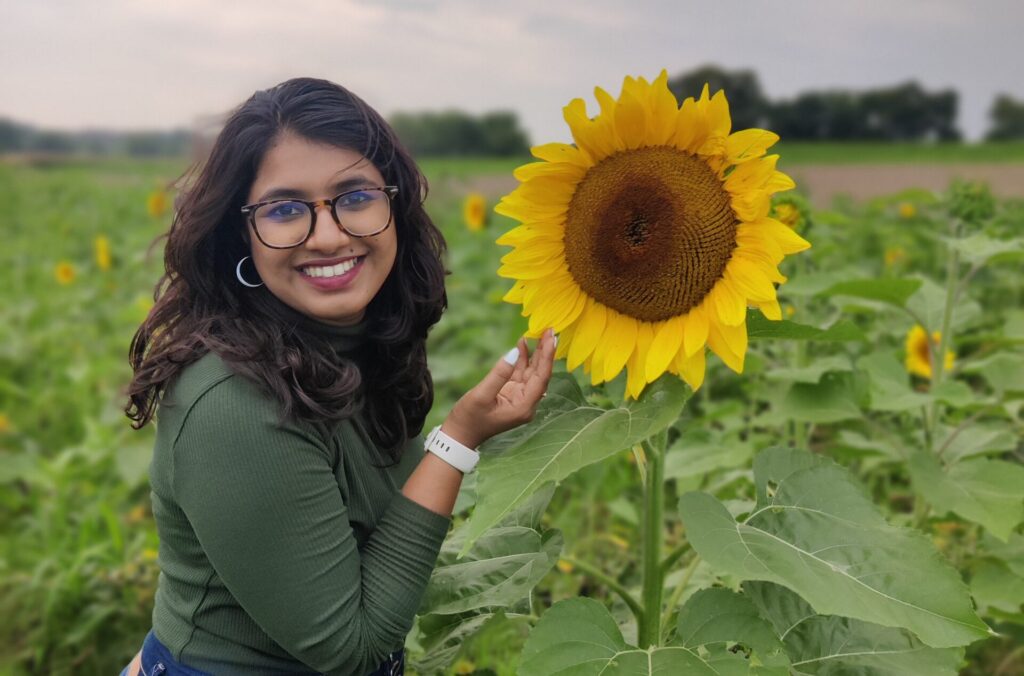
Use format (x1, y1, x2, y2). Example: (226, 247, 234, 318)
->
(253, 201, 312, 247)
(334, 189, 391, 236)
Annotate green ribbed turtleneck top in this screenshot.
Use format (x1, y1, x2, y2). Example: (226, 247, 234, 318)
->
(147, 308, 451, 675)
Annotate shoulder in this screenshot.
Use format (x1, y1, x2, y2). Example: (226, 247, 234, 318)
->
(158, 351, 322, 450)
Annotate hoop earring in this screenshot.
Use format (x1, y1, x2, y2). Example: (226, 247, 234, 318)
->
(235, 256, 264, 288)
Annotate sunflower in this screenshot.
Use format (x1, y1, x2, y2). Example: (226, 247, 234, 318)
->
(905, 325, 954, 379)
(54, 261, 76, 285)
(495, 71, 810, 398)
(94, 235, 112, 271)
(463, 193, 488, 232)
(147, 189, 168, 218)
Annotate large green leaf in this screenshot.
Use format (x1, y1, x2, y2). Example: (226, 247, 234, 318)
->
(935, 423, 1018, 462)
(421, 526, 562, 615)
(679, 447, 990, 647)
(764, 355, 852, 384)
(772, 373, 863, 424)
(411, 610, 529, 674)
(746, 312, 867, 343)
(460, 374, 690, 556)
(519, 597, 750, 676)
(820, 278, 922, 307)
(675, 588, 789, 668)
(909, 451, 1024, 542)
(743, 582, 964, 675)
(664, 430, 753, 481)
(961, 352, 1024, 394)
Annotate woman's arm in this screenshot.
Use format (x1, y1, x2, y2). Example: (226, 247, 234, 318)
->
(401, 329, 556, 517)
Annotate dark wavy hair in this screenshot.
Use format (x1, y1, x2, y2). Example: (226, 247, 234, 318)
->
(125, 77, 448, 465)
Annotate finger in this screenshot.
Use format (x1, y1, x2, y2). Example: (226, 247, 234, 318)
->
(479, 341, 522, 402)
(512, 337, 529, 382)
(525, 330, 557, 402)
(526, 328, 553, 379)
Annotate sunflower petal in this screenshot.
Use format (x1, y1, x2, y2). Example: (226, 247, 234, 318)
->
(707, 322, 746, 373)
(495, 224, 564, 247)
(673, 96, 702, 152)
(646, 315, 684, 382)
(615, 87, 648, 150)
(563, 98, 617, 162)
(647, 70, 679, 145)
(756, 298, 782, 320)
(626, 322, 655, 400)
(675, 347, 706, 391)
(754, 217, 812, 254)
(726, 129, 779, 164)
(602, 310, 638, 382)
(712, 280, 748, 326)
(567, 297, 606, 371)
(530, 142, 592, 168)
(683, 305, 709, 357)
(502, 281, 527, 303)
(513, 161, 585, 183)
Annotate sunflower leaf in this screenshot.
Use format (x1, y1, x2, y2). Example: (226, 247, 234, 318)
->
(819, 278, 922, 308)
(519, 597, 750, 676)
(460, 374, 690, 557)
(679, 447, 991, 648)
(743, 581, 965, 675)
(746, 312, 867, 342)
(909, 451, 1024, 542)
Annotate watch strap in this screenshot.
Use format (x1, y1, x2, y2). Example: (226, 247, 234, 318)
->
(424, 424, 480, 474)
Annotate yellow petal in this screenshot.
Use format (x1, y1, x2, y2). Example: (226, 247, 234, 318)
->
(563, 98, 617, 162)
(530, 142, 592, 168)
(683, 305, 709, 357)
(751, 217, 812, 254)
(626, 322, 654, 400)
(675, 347, 706, 391)
(497, 255, 565, 279)
(647, 70, 679, 145)
(614, 87, 648, 150)
(672, 96, 703, 152)
(602, 310, 638, 382)
(725, 129, 779, 164)
(500, 242, 563, 266)
(731, 190, 771, 221)
(706, 89, 732, 138)
(725, 155, 777, 194)
(502, 281, 527, 303)
(707, 322, 745, 373)
(528, 282, 583, 334)
(567, 297, 606, 371)
(756, 298, 782, 320)
(554, 320, 576, 361)
(727, 259, 777, 302)
(513, 161, 585, 183)
(712, 280, 747, 326)
(495, 224, 564, 247)
(645, 315, 684, 382)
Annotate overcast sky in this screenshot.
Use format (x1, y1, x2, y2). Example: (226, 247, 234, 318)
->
(2, 0, 1021, 143)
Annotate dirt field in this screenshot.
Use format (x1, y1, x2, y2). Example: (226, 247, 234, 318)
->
(460, 163, 1024, 208)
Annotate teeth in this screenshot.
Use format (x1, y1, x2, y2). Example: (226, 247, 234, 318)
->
(302, 257, 360, 278)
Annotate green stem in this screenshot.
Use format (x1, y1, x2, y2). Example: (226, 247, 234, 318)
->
(637, 428, 667, 648)
(560, 556, 644, 625)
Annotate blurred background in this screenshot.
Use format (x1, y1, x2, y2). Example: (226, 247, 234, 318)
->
(1, 1, 1022, 674)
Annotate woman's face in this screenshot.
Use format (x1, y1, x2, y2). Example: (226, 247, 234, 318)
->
(245, 131, 398, 326)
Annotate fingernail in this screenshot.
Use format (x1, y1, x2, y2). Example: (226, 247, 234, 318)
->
(503, 346, 520, 365)
(553, 334, 559, 347)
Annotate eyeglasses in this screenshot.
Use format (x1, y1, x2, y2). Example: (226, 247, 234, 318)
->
(240, 185, 398, 249)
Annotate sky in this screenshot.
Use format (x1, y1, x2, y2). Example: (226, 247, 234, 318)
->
(1, 0, 1021, 143)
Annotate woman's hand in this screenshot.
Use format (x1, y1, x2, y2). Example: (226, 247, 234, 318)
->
(441, 328, 557, 449)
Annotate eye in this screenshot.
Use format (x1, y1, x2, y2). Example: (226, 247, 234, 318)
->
(265, 201, 305, 220)
(336, 190, 377, 209)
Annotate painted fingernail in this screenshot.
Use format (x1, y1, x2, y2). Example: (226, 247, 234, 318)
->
(503, 346, 520, 365)
(553, 334, 559, 347)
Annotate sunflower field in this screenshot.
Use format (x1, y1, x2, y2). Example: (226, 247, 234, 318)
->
(2, 77, 1024, 675)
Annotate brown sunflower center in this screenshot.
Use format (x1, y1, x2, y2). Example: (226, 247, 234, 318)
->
(563, 146, 738, 322)
(916, 336, 932, 366)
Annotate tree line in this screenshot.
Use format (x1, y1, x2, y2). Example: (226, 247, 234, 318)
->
(1, 66, 1022, 157)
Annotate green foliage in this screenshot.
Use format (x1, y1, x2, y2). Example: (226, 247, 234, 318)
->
(389, 109, 530, 157)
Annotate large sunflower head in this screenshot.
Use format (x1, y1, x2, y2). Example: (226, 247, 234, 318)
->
(495, 71, 811, 399)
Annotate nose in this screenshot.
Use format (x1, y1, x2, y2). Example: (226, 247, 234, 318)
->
(305, 202, 353, 250)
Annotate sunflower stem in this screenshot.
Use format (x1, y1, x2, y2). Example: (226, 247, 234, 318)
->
(637, 428, 667, 648)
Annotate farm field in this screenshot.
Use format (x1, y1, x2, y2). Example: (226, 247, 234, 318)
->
(1, 151, 1023, 675)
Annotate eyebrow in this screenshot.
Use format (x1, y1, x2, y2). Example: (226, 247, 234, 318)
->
(255, 174, 377, 202)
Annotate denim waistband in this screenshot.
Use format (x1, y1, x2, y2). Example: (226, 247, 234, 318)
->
(118, 629, 404, 675)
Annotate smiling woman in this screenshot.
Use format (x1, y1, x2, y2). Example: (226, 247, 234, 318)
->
(120, 77, 556, 675)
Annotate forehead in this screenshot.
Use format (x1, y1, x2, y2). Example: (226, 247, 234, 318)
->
(248, 132, 383, 200)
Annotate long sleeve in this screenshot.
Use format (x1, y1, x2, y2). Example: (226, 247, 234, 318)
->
(169, 374, 451, 675)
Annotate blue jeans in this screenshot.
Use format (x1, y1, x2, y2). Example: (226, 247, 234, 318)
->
(118, 629, 405, 675)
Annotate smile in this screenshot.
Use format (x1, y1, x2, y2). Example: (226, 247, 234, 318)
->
(299, 256, 365, 278)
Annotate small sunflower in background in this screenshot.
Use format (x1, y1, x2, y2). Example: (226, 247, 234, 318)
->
(463, 192, 488, 232)
(0, 412, 11, 434)
(495, 71, 809, 399)
(905, 325, 955, 379)
(94, 235, 112, 271)
(898, 202, 917, 219)
(884, 246, 907, 268)
(147, 188, 168, 218)
(54, 261, 76, 285)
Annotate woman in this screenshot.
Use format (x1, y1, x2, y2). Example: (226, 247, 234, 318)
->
(120, 77, 555, 675)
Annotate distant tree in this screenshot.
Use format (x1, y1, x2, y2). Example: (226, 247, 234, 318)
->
(390, 110, 529, 156)
(668, 65, 768, 129)
(768, 81, 960, 141)
(986, 94, 1024, 141)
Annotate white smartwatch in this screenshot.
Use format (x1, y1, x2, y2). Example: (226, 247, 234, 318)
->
(423, 424, 480, 474)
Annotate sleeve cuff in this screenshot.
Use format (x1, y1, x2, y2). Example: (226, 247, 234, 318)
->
(387, 491, 452, 541)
